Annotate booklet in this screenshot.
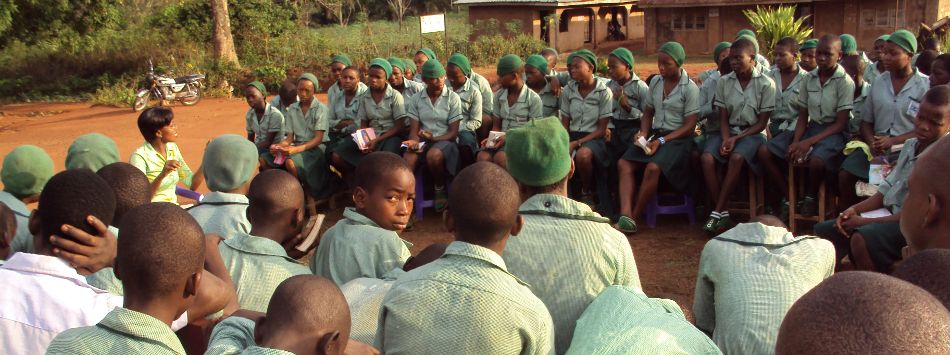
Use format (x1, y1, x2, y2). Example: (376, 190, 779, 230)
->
(295, 214, 326, 253)
(860, 208, 892, 219)
(634, 136, 653, 155)
(352, 128, 377, 151)
(486, 131, 506, 149)
(854, 181, 879, 197)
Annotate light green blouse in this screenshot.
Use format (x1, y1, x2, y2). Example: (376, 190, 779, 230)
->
(714, 66, 776, 134)
(608, 74, 650, 122)
(796, 64, 855, 125)
(450, 78, 483, 132)
(494, 83, 543, 132)
(768, 66, 809, 132)
(328, 82, 368, 135)
(646, 68, 700, 132)
(245, 103, 285, 147)
(285, 99, 330, 145)
(559, 78, 614, 133)
(406, 87, 463, 137)
(357, 84, 407, 135)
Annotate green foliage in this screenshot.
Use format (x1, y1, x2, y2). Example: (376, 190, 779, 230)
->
(743, 5, 813, 58)
(0, 0, 126, 46)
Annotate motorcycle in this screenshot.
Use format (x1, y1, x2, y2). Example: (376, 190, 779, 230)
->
(133, 59, 205, 111)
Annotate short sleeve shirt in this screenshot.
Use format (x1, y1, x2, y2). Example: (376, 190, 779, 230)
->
(186, 192, 251, 240)
(559, 79, 613, 133)
(0, 191, 32, 255)
(862, 70, 930, 136)
(471, 72, 495, 115)
(608, 74, 650, 122)
(219, 232, 311, 312)
(450, 79, 483, 132)
(535, 79, 559, 117)
(878, 138, 923, 213)
(769, 66, 809, 132)
(129, 141, 194, 204)
(310, 208, 412, 286)
(328, 82, 368, 133)
(797, 64, 855, 125)
(206, 316, 293, 355)
(699, 72, 721, 132)
(647, 69, 701, 132)
(714, 66, 776, 134)
(850, 81, 872, 133)
(494, 83, 543, 132)
(285, 99, 330, 145)
(357, 84, 407, 135)
(245, 103, 285, 146)
(46, 307, 186, 355)
(400, 79, 426, 99)
(864, 62, 884, 86)
(406, 87, 463, 137)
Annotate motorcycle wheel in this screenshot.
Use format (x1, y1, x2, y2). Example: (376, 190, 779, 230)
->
(132, 89, 150, 111)
(179, 84, 201, 106)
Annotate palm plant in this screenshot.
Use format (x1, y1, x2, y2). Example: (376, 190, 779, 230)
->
(743, 5, 813, 58)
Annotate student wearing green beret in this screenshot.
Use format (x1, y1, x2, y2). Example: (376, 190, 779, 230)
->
(769, 37, 809, 136)
(838, 29, 930, 211)
(269, 79, 298, 118)
(326, 66, 368, 156)
(388, 57, 425, 99)
(842, 55, 871, 136)
(840, 34, 858, 56)
(1, 145, 53, 256)
(736, 29, 771, 70)
(525, 54, 559, 117)
(446, 53, 484, 163)
(326, 54, 352, 104)
(187, 134, 259, 240)
(758, 34, 854, 217)
(269, 73, 335, 199)
(477, 54, 542, 169)
(412, 48, 437, 83)
(616, 42, 699, 233)
(130, 107, 204, 204)
(606, 47, 650, 160)
(244, 81, 285, 155)
(800, 39, 819, 72)
(700, 37, 776, 233)
(541, 47, 559, 76)
(403, 60, 463, 211)
(699, 42, 732, 84)
(694, 55, 734, 184)
(332, 58, 409, 175)
(65, 133, 119, 172)
(864, 35, 890, 85)
(559, 49, 614, 208)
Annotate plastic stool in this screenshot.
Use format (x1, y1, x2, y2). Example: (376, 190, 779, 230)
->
(645, 193, 696, 229)
(413, 167, 451, 221)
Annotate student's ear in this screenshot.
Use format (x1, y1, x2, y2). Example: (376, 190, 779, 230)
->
(28, 210, 39, 238)
(316, 331, 343, 355)
(291, 207, 304, 231)
(568, 159, 576, 180)
(509, 214, 525, 237)
(443, 209, 455, 234)
(353, 187, 368, 209)
(253, 317, 266, 345)
(184, 271, 201, 298)
(924, 193, 941, 228)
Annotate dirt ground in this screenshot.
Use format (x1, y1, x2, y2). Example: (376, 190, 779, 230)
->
(0, 63, 717, 315)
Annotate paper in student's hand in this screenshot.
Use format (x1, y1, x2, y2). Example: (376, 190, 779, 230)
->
(854, 181, 878, 197)
(860, 208, 892, 219)
(634, 136, 652, 155)
(296, 214, 326, 252)
(486, 131, 505, 149)
(351, 128, 377, 151)
(868, 164, 885, 186)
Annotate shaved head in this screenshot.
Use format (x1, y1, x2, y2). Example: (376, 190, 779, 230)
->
(901, 136, 950, 252)
(449, 162, 521, 244)
(0, 203, 15, 257)
(262, 275, 350, 352)
(776, 271, 950, 354)
(893, 249, 950, 309)
(750, 215, 786, 229)
(247, 169, 304, 222)
(354, 152, 412, 192)
(97, 162, 150, 225)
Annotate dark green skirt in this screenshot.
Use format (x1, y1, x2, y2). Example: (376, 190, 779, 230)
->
(841, 149, 901, 181)
(290, 146, 335, 199)
(622, 137, 693, 192)
(570, 132, 611, 168)
(608, 120, 641, 159)
(336, 135, 404, 167)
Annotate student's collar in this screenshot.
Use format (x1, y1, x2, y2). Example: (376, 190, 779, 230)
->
(519, 194, 610, 223)
(451, 77, 474, 93)
(222, 233, 297, 262)
(857, 81, 871, 99)
(200, 191, 249, 204)
(812, 64, 847, 80)
(97, 307, 186, 354)
(443, 241, 527, 285)
(243, 346, 295, 355)
(342, 207, 383, 229)
(0, 190, 28, 213)
(2, 252, 92, 286)
(382, 267, 406, 281)
(504, 83, 530, 104)
(712, 223, 817, 247)
(676, 68, 691, 86)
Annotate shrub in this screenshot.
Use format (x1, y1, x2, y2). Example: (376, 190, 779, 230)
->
(743, 5, 813, 58)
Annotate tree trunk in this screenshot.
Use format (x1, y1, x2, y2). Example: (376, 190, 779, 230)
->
(211, 0, 240, 68)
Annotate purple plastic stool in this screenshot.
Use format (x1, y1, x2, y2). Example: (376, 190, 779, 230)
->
(414, 168, 435, 221)
(644, 193, 695, 229)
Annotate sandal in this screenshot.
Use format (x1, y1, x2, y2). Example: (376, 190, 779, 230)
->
(615, 215, 638, 234)
(434, 188, 448, 212)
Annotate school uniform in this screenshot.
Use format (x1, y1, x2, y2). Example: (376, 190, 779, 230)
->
(607, 75, 650, 157)
(326, 83, 368, 155)
(310, 208, 412, 286)
(86, 267, 124, 295)
(376, 241, 555, 355)
(219, 232, 310, 312)
(493, 83, 543, 134)
(341, 268, 404, 345)
(565, 285, 721, 355)
(450, 78, 483, 153)
(705, 66, 776, 174)
(849, 81, 872, 134)
(46, 307, 186, 355)
(623, 69, 700, 193)
(755, 53, 771, 73)
(535, 79, 559, 117)
(766, 64, 854, 169)
(245, 103, 285, 152)
(559, 78, 614, 167)
(698, 68, 718, 84)
(503, 194, 641, 354)
(336, 84, 408, 166)
(400, 78, 425, 98)
(282, 99, 334, 198)
(206, 316, 291, 355)
(768, 66, 808, 135)
(0, 191, 32, 256)
(841, 69, 929, 180)
(471, 71, 494, 116)
(406, 86, 463, 175)
(130, 142, 194, 204)
(269, 95, 296, 118)
(863, 62, 885, 88)
(187, 191, 250, 240)
(694, 223, 835, 355)
(696, 71, 722, 149)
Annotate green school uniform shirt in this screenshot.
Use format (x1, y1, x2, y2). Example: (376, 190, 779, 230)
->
(285, 99, 330, 145)
(699, 72, 722, 132)
(187, 191, 251, 240)
(327, 82, 342, 108)
(406, 86, 463, 137)
(269, 95, 295, 118)
(471, 72, 494, 116)
(714, 66, 777, 134)
(850, 81, 872, 133)
(864, 62, 884, 86)
(245, 103, 285, 147)
(698, 68, 718, 84)
(769, 66, 809, 132)
(45, 307, 186, 355)
(310, 207, 412, 286)
(357, 84, 407, 135)
(400, 78, 426, 99)
(755, 54, 771, 73)
(560, 79, 614, 133)
(219, 232, 310, 312)
(797, 64, 855, 125)
(647, 68, 701, 132)
(328, 82, 368, 134)
(503, 194, 641, 354)
(565, 285, 721, 355)
(879, 137, 923, 213)
(86, 267, 124, 295)
(130, 141, 194, 204)
(693, 223, 834, 355)
(862, 70, 930, 137)
(494, 83, 543, 132)
(341, 268, 404, 345)
(536, 79, 559, 117)
(450, 78, 483, 132)
(206, 316, 293, 355)
(375, 241, 555, 355)
(608, 74, 650, 122)
(0, 191, 32, 255)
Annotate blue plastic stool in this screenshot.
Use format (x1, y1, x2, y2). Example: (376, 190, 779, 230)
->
(414, 168, 435, 221)
(644, 193, 696, 229)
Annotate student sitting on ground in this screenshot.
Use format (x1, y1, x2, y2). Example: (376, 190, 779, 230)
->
(206, 275, 355, 355)
(815, 85, 950, 273)
(46, 203, 214, 354)
(131, 106, 204, 204)
(244, 81, 285, 154)
(0, 145, 53, 256)
(898, 134, 950, 255)
(65, 133, 119, 171)
(775, 272, 950, 354)
(893, 249, 950, 308)
(188, 135, 259, 239)
(377, 162, 555, 355)
(312, 152, 413, 286)
(503, 117, 639, 354)
(0, 203, 15, 262)
(694, 215, 834, 354)
(477, 54, 543, 169)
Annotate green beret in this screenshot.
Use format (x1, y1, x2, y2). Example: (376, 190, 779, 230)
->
(2, 145, 54, 197)
(388, 57, 407, 72)
(297, 73, 321, 91)
(541, 47, 558, 57)
(801, 39, 819, 51)
(448, 53, 472, 76)
(888, 29, 917, 55)
(609, 47, 635, 70)
(737, 34, 760, 55)
(331, 54, 352, 67)
(877, 34, 891, 42)
(506, 117, 571, 187)
(659, 41, 686, 66)
(202, 134, 259, 192)
(567, 49, 597, 71)
(736, 29, 756, 39)
(525, 54, 549, 74)
(246, 81, 267, 97)
(840, 34, 858, 55)
(369, 58, 393, 79)
(65, 133, 119, 172)
(416, 48, 437, 62)
(496, 54, 524, 77)
(422, 60, 446, 79)
(713, 41, 731, 63)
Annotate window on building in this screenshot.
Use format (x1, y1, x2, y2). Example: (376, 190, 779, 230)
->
(862, 7, 905, 28)
(585, 16, 592, 42)
(795, 5, 814, 28)
(671, 9, 706, 31)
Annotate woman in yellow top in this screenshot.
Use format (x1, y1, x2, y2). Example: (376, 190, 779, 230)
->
(129, 107, 204, 204)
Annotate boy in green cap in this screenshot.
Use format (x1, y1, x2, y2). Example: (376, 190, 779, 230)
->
(412, 48, 437, 83)
(478, 54, 543, 169)
(446, 53, 484, 165)
(376, 162, 555, 355)
(130, 107, 204, 204)
(769, 37, 809, 137)
(312, 152, 413, 286)
(245, 81, 285, 154)
(606, 47, 650, 160)
(188, 134, 259, 240)
(525, 54, 559, 117)
(698, 41, 731, 84)
(799, 39, 819, 72)
(388, 57, 425, 99)
(65, 133, 119, 172)
(1, 145, 53, 256)
(270, 73, 335, 200)
(541, 47, 559, 76)
(502, 117, 640, 353)
(864, 35, 890, 84)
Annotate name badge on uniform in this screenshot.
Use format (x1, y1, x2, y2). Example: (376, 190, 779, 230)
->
(907, 101, 920, 117)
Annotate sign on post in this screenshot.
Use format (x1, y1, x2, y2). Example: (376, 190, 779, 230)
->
(421, 14, 446, 34)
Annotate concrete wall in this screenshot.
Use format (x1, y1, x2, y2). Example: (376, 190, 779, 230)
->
(468, 6, 538, 38)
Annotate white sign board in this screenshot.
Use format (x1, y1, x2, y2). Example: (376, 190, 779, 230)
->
(421, 14, 446, 34)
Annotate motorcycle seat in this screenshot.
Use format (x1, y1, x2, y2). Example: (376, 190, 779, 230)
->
(175, 74, 205, 84)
